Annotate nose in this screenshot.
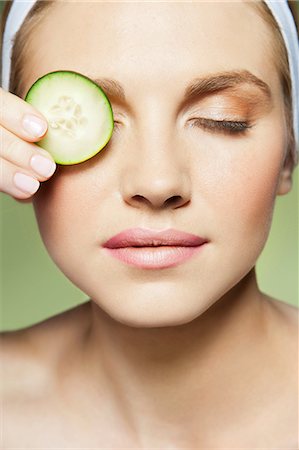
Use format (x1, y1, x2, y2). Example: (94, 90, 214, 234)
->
(120, 125, 191, 211)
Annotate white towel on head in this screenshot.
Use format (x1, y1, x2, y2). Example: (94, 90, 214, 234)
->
(264, 0, 299, 152)
(1, 1, 37, 91)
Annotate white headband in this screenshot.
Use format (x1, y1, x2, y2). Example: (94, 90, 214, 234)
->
(1, 0, 298, 152)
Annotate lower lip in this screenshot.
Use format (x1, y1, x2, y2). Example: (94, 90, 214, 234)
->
(103, 245, 206, 269)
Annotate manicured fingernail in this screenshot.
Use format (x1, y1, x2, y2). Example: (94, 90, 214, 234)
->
(30, 155, 56, 177)
(13, 172, 40, 194)
(22, 114, 47, 137)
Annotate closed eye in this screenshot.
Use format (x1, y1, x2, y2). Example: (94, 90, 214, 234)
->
(189, 118, 252, 135)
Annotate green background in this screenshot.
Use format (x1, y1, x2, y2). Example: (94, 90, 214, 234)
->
(0, 2, 298, 331)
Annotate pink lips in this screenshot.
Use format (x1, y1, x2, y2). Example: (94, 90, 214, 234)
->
(102, 228, 208, 269)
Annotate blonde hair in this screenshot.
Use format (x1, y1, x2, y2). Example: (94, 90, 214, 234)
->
(251, 1, 298, 169)
(1, 0, 298, 168)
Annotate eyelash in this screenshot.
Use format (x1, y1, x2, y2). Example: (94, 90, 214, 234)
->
(189, 118, 252, 135)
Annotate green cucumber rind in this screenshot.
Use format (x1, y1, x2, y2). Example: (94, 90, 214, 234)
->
(25, 70, 114, 165)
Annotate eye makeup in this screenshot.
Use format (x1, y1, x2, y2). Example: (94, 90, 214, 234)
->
(187, 87, 273, 118)
(185, 86, 273, 136)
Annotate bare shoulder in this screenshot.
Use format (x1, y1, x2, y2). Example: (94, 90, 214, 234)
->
(0, 301, 91, 398)
(264, 295, 298, 329)
(1, 300, 91, 351)
(254, 295, 298, 449)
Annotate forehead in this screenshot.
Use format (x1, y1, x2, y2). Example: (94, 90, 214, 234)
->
(26, 1, 278, 98)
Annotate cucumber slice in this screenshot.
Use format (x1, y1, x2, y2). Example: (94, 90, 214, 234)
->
(25, 71, 114, 165)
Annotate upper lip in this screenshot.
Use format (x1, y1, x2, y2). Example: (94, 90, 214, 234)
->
(103, 227, 208, 248)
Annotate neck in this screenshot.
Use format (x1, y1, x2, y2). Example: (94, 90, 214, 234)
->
(75, 268, 267, 444)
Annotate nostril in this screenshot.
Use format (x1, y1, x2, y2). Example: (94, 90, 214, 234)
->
(132, 194, 147, 203)
(164, 195, 184, 208)
(131, 195, 154, 208)
(129, 194, 189, 210)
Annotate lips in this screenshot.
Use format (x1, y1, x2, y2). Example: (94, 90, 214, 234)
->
(102, 228, 208, 269)
(103, 227, 207, 249)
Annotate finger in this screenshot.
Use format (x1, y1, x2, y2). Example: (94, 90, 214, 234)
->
(0, 157, 40, 200)
(0, 88, 48, 142)
(1, 125, 56, 180)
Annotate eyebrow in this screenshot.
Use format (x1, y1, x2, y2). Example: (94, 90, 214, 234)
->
(183, 70, 272, 104)
(92, 77, 126, 102)
(91, 69, 272, 104)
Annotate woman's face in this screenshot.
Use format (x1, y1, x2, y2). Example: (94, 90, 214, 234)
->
(25, 1, 291, 327)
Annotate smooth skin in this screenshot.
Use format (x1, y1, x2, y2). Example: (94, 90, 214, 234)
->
(0, 88, 56, 198)
(1, 1, 298, 448)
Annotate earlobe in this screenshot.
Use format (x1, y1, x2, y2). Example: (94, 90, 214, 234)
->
(276, 151, 295, 196)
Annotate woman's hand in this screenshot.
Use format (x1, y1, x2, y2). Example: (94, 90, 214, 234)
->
(0, 88, 56, 200)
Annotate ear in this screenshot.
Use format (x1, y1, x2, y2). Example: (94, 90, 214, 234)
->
(276, 150, 295, 196)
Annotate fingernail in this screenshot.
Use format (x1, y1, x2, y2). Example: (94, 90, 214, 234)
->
(13, 173, 40, 194)
(30, 155, 56, 177)
(22, 114, 48, 137)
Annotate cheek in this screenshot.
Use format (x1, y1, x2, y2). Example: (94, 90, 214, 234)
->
(32, 165, 105, 265)
(197, 134, 285, 252)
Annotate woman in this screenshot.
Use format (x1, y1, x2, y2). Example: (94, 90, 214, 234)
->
(0, 0, 298, 447)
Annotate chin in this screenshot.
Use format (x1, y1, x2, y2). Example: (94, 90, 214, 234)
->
(106, 309, 200, 329)
(87, 264, 256, 329)
(91, 287, 218, 329)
